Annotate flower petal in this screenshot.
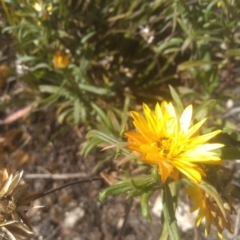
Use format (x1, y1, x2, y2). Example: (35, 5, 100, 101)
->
(180, 104, 192, 132)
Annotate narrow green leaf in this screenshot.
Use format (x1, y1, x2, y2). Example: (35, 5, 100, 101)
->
(151, 166, 160, 182)
(177, 19, 189, 35)
(73, 99, 81, 125)
(78, 83, 113, 95)
(57, 108, 72, 124)
(91, 103, 113, 129)
(81, 31, 96, 44)
(120, 95, 130, 135)
(29, 63, 50, 71)
(162, 182, 181, 240)
(99, 181, 134, 202)
(39, 85, 61, 94)
(194, 99, 217, 121)
(169, 85, 184, 112)
(80, 105, 87, 123)
(18, 55, 40, 62)
(80, 138, 103, 157)
(178, 86, 196, 95)
(156, 38, 183, 54)
(181, 37, 192, 53)
(99, 175, 154, 201)
(92, 154, 114, 173)
(178, 61, 217, 71)
(141, 191, 154, 221)
(159, 221, 169, 240)
(108, 110, 121, 132)
(126, 189, 142, 199)
(86, 130, 119, 145)
(38, 80, 67, 105)
(222, 127, 240, 142)
(226, 49, 240, 57)
(218, 148, 240, 160)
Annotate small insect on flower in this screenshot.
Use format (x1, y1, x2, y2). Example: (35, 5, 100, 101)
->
(0, 169, 42, 240)
(53, 51, 71, 69)
(186, 185, 234, 238)
(125, 101, 224, 183)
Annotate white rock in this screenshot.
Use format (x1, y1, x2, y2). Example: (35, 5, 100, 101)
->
(151, 195, 163, 217)
(117, 218, 124, 229)
(62, 207, 85, 228)
(226, 99, 234, 109)
(176, 200, 197, 232)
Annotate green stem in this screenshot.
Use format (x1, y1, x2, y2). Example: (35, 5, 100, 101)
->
(162, 181, 181, 240)
(1, 0, 14, 25)
(159, 221, 169, 240)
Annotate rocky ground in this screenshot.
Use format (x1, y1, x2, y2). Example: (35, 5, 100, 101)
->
(0, 104, 239, 240)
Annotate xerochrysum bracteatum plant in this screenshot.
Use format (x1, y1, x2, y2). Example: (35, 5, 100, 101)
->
(87, 87, 240, 239)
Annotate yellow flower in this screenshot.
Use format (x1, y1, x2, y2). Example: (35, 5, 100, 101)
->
(186, 185, 233, 238)
(33, 2, 43, 12)
(53, 51, 71, 69)
(125, 101, 223, 183)
(33, 1, 52, 13)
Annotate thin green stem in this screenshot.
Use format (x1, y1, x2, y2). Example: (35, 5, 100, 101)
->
(162, 181, 181, 240)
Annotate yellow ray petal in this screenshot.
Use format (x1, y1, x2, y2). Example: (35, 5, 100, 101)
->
(184, 118, 207, 139)
(175, 163, 202, 183)
(159, 161, 173, 183)
(186, 130, 222, 148)
(180, 104, 192, 132)
(124, 131, 148, 144)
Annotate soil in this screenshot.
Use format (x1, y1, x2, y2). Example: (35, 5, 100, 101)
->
(21, 112, 162, 240)
(0, 108, 238, 240)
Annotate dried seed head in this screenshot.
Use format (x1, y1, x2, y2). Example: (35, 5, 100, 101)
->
(0, 169, 42, 240)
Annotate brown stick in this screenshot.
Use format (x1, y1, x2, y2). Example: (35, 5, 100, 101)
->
(24, 172, 87, 180)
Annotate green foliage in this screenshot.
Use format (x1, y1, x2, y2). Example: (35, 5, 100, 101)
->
(99, 173, 161, 202)
(80, 96, 130, 170)
(140, 190, 154, 221)
(99, 169, 162, 223)
(2, 0, 240, 126)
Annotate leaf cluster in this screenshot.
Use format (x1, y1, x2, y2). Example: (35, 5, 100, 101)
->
(2, 0, 240, 126)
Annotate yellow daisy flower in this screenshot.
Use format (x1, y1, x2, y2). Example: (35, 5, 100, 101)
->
(53, 51, 71, 69)
(186, 185, 233, 238)
(125, 101, 223, 183)
(33, 1, 52, 13)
